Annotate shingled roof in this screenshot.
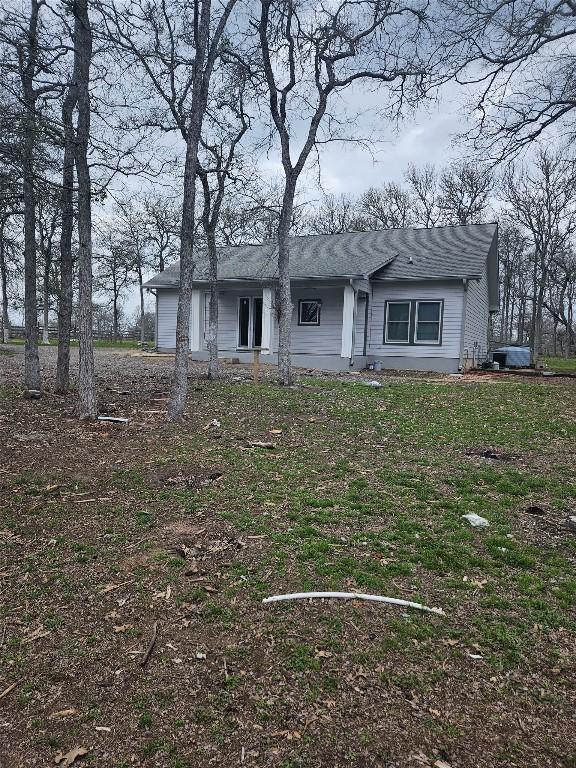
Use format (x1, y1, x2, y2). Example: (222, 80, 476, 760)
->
(144, 222, 498, 287)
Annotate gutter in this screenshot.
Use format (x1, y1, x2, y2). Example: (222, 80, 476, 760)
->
(144, 274, 374, 290)
(458, 278, 469, 371)
(350, 279, 357, 367)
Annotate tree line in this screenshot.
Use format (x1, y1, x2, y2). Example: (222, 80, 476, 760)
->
(0, 0, 574, 420)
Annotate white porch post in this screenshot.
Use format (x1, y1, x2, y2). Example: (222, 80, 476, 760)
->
(341, 284, 355, 359)
(261, 287, 273, 352)
(189, 289, 202, 352)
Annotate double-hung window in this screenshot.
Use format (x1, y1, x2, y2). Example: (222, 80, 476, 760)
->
(415, 301, 442, 344)
(385, 301, 411, 343)
(384, 299, 443, 344)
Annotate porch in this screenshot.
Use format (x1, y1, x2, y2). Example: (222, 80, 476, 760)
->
(158, 280, 370, 370)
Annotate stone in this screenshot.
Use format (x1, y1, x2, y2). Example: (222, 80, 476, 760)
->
(462, 513, 490, 528)
(23, 389, 42, 399)
(564, 516, 576, 534)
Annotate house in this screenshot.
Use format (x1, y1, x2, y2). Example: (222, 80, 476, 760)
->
(144, 222, 498, 373)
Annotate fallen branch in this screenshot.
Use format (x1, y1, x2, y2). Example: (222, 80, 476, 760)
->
(247, 441, 276, 449)
(140, 621, 158, 667)
(262, 592, 445, 616)
(0, 681, 18, 700)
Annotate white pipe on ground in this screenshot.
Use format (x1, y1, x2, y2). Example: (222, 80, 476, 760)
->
(262, 592, 445, 616)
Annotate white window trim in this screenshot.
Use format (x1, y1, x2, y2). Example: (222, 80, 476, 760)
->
(385, 300, 411, 344)
(298, 299, 321, 326)
(414, 300, 442, 345)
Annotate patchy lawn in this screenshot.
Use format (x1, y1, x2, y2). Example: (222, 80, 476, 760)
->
(544, 356, 576, 374)
(1, 347, 575, 768)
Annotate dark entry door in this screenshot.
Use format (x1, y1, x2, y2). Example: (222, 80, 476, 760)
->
(238, 297, 263, 348)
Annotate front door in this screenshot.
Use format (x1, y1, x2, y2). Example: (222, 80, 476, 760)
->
(238, 296, 263, 349)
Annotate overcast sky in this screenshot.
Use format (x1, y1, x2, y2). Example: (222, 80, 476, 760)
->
(258, 79, 470, 197)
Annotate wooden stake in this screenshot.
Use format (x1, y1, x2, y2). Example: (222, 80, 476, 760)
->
(253, 347, 261, 384)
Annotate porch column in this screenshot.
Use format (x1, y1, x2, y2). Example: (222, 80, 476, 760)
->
(341, 284, 355, 359)
(261, 287, 273, 352)
(189, 289, 202, 352)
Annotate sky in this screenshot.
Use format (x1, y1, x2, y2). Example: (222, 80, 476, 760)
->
(257, 80, 469, 197)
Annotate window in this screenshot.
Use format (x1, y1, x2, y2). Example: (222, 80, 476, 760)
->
(385, 301, 411, 343)
(298, 299, 321, 326)
(384, 299, 444, 344)
(415, 301, 442, 344)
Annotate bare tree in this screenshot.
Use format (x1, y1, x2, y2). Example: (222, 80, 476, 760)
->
(72, 0, 96, 419)
(0, 214, 19, 343)
(94, 223, 131, 341)
(308, 193, 367, 234)
(142, 194, 180, 273)
(438, 161, 492, 225)
(545, 247, 576, 356)
(358, 183, 414, 230)
(113, 198, 152, 345)
(496, 223, 529, 344)
(0, 0, 47, 389)
(501, 151, 576, 362)
(198, 67, 251, 379)
(442, 0, 576, 158)
(258, 0, 438, 384)
(100, 0, 241, 420)
(37, 194, 59, 344)
(0, 155, 21, 344)
(405, 163, 441, 227)
(55, 40, 78, 394)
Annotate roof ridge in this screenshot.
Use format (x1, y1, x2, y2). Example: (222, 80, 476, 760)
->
(287, 221, 498, 240)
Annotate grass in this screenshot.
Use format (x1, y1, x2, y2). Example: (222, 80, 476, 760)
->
(2, 338, 144, 349)
(543, 355, 576, 373)
(1, 367, 575, 767)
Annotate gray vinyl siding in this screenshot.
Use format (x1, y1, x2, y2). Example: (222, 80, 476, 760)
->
(463, 272, 489, 357)
(215, 291, 243, 352)
(158, 279, 472, 366)
(199, 284, 344, 356)
(368, 280, 464, 359)
(355, 294, 367, 355)
(157, 289, 178, 349)
(290, 285, 343, 355)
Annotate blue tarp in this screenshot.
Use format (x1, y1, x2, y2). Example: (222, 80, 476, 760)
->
(493, 346, 531, 367)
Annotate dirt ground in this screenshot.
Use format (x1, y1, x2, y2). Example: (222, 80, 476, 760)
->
(1, 345, 575, 768)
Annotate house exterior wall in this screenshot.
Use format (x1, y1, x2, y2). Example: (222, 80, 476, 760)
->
(156, 283, 348, 360)
(367, 280, 465, 371)
(355, 294, 368, 355)
(155, 276, 490, 374)
(289, 285, 343, 355)
(462, 272, 490, 366)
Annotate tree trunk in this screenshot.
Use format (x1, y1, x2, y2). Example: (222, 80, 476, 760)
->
(42, 253, 51, 344)
(74, 0, 96, 419)
(138, 265, 145, 346)
(23, 136, 40, 388)
(55, 88, 77, 393)
(113, 290, 118, 342)
(276, 184, 295, 386)
(20, 1, 41, 390)
(168, 140, 197, 420)
(533, 281, 546, 364)
(0, 221, 10, 343)
(206, 229, 219, 379)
